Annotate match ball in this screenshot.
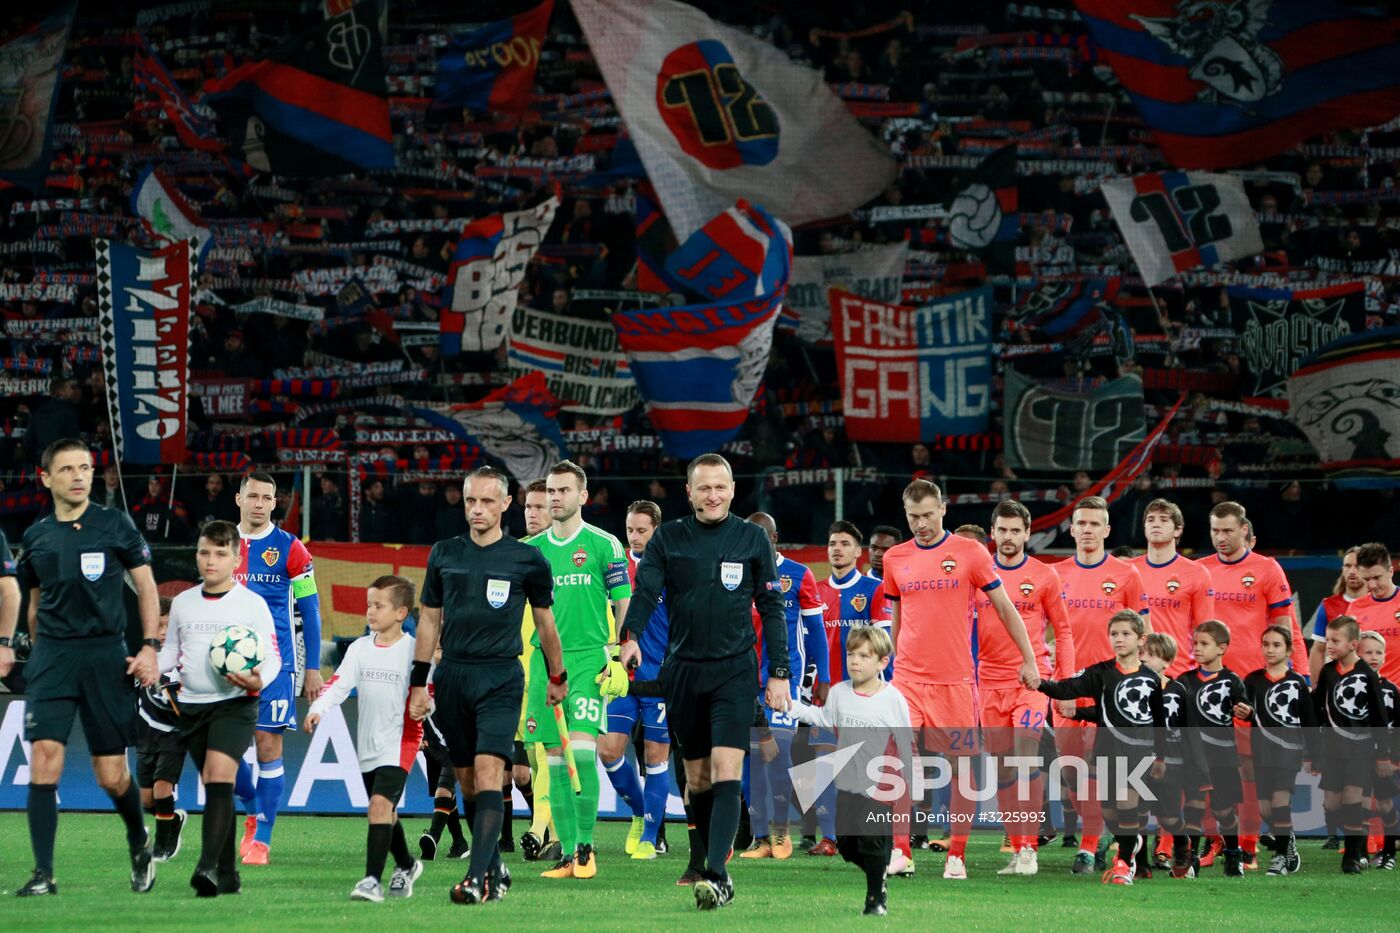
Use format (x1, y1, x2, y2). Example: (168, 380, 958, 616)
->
(210, 625, 265, 677)
(947, 183, 1001, 250)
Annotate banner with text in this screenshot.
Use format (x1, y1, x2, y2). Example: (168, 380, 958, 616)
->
(781, 242, 907, 344)
(444, 196, 558, 354)
(96, 238, 193, 464)
(1229, 281, 1367, 398)
(506, 306, 638, 415)
(831, 286, 992, 441)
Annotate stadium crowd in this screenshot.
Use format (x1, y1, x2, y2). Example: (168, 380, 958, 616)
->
(0, 2, 1396, 549)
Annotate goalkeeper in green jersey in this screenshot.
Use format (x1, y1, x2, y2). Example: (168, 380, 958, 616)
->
(525, 461, 631, 880)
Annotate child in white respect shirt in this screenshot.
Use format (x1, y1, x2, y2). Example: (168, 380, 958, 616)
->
(306, 575, 423, 903)
(788, 625, 912, 916)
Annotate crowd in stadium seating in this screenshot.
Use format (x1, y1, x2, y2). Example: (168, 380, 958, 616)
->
(1, 2, 1397, 549)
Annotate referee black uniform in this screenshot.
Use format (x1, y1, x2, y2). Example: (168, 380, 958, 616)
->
(16, 502, 156, 891)
(419, 531, 553, 892)
(620, 511, 786, 886)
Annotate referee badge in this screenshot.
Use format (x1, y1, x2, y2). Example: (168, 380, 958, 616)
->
(720, 561, 743, 591)
(486, 578, 511, 608)
(80, 551, 105, 581)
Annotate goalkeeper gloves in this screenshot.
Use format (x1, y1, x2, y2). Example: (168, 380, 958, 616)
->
(596, 657, 631, 698)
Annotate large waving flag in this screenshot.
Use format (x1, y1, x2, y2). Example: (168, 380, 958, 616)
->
(613, 200, 792, 457)
(415, 373, 569, 482)
(1074, 1, 1400, 169)
(203, 0, 392, 175)
(0, 4, 76, 191)
(572, 0, 897, 239)
(1101, 171, 1262, 286)
(132, 38, 223, 153)
(944, 144, 1018, 273)
(443, 196, 559, 354)
(131, 166, 212, 266)
(434, 0, 553, 113)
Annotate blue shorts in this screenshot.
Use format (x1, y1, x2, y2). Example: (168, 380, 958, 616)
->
(605, 694, 670, 745)
(809, 726, 837, 746)
(256, 669, 298, 732)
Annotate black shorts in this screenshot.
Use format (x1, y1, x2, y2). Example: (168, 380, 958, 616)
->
(1253, 765, 1299, 800)
(1201, 759, 1244, 809)
(177, 697, 257, 770)
(433, 659, 524, 767)
(836, 791, 893, 863)
(664, 652, 758, 760)
(513, 740, 529, 768)
(1320, 745, 1377, 794)
(136, 721, 186, 788)
(24, 635, 138, 755)
(1373, 774, 1400, 801)
(363, 766, 409, 803)
(1148, 761, 1185, 819)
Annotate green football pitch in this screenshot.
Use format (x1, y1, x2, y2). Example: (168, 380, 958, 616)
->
(1, 814, 1395, 931)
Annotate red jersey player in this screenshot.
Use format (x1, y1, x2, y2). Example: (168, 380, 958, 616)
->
(978, 499, 1075, 876)
(1055, 495, 1147, 874)
(1348, 542, 1400, 683)
(1308, 546, 1366, 682)
(882, 480, 1038, 881)
(1198, 500, 1306, 865)
(1198, 502, 1306, 678)
(1131, 499, 1213, 678)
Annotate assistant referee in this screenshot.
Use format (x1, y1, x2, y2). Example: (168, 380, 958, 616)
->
(619, 452, 787, 911)
(11, 439, 163, 897)
(408, 465, 567, 905)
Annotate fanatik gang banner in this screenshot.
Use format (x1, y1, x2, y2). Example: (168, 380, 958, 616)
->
(831, 286, 992, 441)
(96, 238, 194, 464)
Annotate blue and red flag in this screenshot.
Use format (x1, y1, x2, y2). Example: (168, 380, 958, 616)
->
(203, 0, 392, 175)
(662, 199, 791, 303)
(634, 182, 677, 294)
(443, 213, 504, 354)
(434, 0, 553, 113)
(132, 37, 223, 152)
(615, 199, 792, 457)
(1074, 0, 1400, 169)
(1010, 277, 1121, 339)
(94, 238, 194, 465)
(614, 292, 786, 458)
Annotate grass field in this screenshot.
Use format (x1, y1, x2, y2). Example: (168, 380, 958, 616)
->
(1, 814, 1396, 931)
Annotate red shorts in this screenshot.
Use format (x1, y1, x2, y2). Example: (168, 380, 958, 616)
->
(899, 680, 979, 755)
(1235, 720, 1253, 759)
(979, 685, 1047, 754)
(1053, 719, 1097, 759)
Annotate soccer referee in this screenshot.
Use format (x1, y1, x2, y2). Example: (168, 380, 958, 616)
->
(13, 439, 163, 897)
(408, 466, 567, 905)
(619, 453, 787, 911)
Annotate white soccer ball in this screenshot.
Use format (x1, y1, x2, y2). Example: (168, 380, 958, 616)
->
(947, 183, 1002, 250)
(1265, 681, 1300, 725)
(1334, 673, 1369, 720)
(1114, 676, 1153, 724)
(209, 625, 266, 677)
(1196, 680, 1233, 725)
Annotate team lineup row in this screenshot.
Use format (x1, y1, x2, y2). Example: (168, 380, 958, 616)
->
(1, 441, 1397, 914)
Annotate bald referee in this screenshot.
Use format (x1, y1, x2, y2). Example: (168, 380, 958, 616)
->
(408, 465, 567, 905)
(619, 453, 787, 911)
(12, 439, 163, 897)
